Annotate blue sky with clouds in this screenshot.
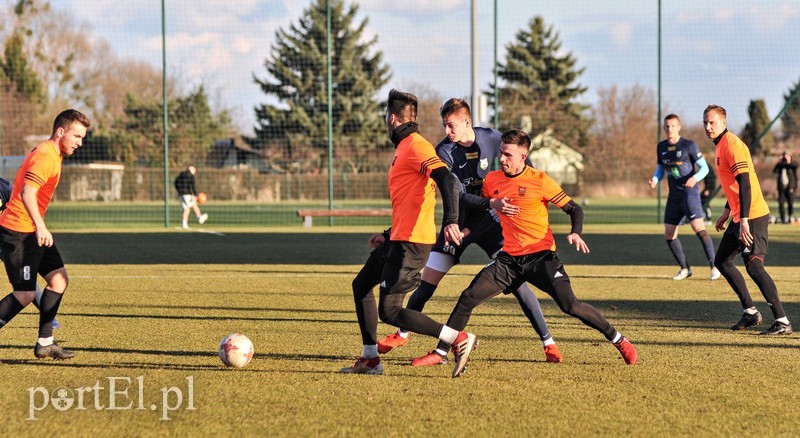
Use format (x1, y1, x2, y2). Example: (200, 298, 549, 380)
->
(52, 0, 800, 134)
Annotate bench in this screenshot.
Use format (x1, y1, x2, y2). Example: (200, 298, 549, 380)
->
(297, 209, 392, 227)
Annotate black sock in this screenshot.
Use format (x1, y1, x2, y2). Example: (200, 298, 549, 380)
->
(0, 293, 25, 328)
(38, 289, 63, 339)
(695, 230, 716, 266)
(666, 238, 688, 269)
(406, 281, 438, 312)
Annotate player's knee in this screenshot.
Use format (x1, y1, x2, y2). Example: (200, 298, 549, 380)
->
(45, 270, 69, 293)
(377, 295, 403, 325)
(744, 256, 765, 277)
(351, 276, 371, 297)
(696, 230, 709, 239)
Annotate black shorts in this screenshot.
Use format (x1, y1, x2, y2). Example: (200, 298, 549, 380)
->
(431, 210, 503, 263)
(0, 226, 64, 290)
(722, 214, 769, 257)
(380, 241, 432, 295)
(664, 190, 704, 225)
(477, 250, 570, 295)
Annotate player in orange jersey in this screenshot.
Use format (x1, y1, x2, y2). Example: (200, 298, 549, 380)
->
(341, 90, 477, 377)
(0, 109, 90, 360)
(703, 105, 791, 335)
(428, 129, 638, 369)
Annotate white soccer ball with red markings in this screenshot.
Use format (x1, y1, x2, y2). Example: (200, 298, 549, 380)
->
(218, 333, 254, 368)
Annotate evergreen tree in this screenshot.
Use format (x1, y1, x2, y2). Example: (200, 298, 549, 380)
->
(248, 0, 390, 166)
(780, 77, 800, 140)
(740, 99, 772, 158)
(0, 31, 44, 106)
(490, 16, 590, 148)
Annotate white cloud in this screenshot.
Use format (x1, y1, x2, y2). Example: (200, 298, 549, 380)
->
(608, 22, 632, 46)
(354, 0, 465, 14)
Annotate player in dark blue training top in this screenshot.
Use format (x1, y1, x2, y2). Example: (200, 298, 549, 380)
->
(649, 114, 720, 281)
(376, 98, 562, 366)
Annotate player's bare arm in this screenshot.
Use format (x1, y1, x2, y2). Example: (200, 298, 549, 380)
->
(21, 183, 52, 247)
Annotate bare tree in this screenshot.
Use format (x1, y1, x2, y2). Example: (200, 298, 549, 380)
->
(584, 84, 659, 196)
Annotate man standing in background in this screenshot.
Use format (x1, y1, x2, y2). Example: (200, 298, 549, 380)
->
(648, 114, 720, 281)
(773, 151, 797, 224)
(174, 165, 208, 230)
(704, 105, 792, 335)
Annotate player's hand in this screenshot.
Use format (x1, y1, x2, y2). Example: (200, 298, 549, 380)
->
(684, 176, 697, 189)
(36, 226, 53, 247)
(738, 218, 753, 247)
(567, 233, 589, 253)
(648, 177, 657, 189)
(367, 233, 385, 248)
(443, 223, 464, 246)
(715, 209, 730, 232)
(490, 197, 520, 216)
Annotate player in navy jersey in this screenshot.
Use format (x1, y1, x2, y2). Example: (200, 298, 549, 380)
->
(649, 114, 720, 281)
(377, 98, 562, 366)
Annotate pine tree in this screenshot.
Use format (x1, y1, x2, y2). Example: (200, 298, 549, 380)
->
(780, 77, 800, 141)
(490, 16, 590, 148)
(248, 0, 390, 167)
(0, 31, 44, 106)
(740, 99, 772, 158)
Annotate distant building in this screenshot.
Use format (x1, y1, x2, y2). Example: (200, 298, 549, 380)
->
(207, 137, 267, 170)
(527, 129, 584, 194)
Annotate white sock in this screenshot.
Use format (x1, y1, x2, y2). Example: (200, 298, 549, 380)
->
(776, 317, 790, 325)
(744, 307, 758, 315)
(363, 344, 379, 359)
(438, 326, 459, 345)
(543, 338, 556, 347)
(433, 348, 448, 356)
(397, 330, 409, 338)
(611, 332, 622, 344)
(37, 337, 54, 347)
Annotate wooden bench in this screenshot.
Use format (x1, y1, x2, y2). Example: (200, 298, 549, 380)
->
(297, 209, 392, 227)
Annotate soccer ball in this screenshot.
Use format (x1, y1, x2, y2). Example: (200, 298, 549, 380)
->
(197, 192, 208, 204)
(218, 333, 254, 368)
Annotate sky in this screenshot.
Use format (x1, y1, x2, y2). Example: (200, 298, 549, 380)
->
(48, 0, 800, 135)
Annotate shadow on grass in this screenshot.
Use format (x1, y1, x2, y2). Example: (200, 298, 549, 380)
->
(57, 232, 800, 266)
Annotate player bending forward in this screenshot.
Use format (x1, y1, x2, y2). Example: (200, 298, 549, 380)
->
(439, 130, 638, 376)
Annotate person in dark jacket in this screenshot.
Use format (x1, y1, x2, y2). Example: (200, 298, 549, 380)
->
(174, 165, 208, 229)
(773, 151, 798, 223)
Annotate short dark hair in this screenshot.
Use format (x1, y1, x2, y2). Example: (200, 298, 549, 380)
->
(703, 104, 727, 119)
(664, 114, 680, 123)
(440, 98, 471, 119)
(501, 129, 531, 150)
(53, 109, 90, 134)
(387, 89, 418, 123)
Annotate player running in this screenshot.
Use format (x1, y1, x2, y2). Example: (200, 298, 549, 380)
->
(437, 130, 638, 376)
(648, 114, 720, 281)
(340, 89, 476, 377)
(377, 98, 562, 366)
(0, 109, 90, 360)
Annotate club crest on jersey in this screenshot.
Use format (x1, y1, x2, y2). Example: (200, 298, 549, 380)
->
(479, 158, 489, 170)
(676, 151, 682, 158)
(518, 187, 526, 197)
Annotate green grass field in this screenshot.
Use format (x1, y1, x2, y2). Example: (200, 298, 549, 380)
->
(2, 224, 800, 435)
(43, 196, 741, 228)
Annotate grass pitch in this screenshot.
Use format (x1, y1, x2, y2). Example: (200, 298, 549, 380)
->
(2, 224, 799, 435)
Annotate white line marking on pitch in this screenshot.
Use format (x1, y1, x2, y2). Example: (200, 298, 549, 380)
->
(173, 227, 225, 236)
